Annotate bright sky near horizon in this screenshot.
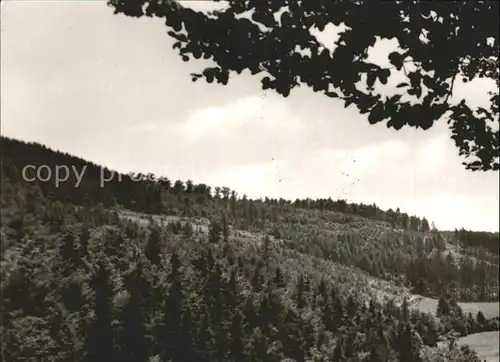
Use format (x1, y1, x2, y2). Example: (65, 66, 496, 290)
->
(1, 1, 499, 232)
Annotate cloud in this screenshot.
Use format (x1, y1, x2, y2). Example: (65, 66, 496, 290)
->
(177, 94, 309, 170)
(201, 160, 288, 198)
(416, 133, 450, 168)
(181, 94, 295, 139)
(198, 137, 410, 202)
(177, 93, 418, 178)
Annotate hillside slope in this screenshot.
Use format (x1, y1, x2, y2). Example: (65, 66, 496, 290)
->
(118, 208, 500, 319)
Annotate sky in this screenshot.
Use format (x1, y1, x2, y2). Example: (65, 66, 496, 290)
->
(1, 1, 499, 232)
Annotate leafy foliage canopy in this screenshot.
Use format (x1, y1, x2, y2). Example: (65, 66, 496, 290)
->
(108, 0, 499, 171)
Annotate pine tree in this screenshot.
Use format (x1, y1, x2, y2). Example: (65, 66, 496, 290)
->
(230, 190, 237, 216)
(395, 324, 422, 362)
(420, 218, 430, 232)
(58, 229, 79, 272)
(119, 265, 149, 362)
(368, 324, 392, 362)
(344, 330, 357, 358)
(197, 312, 217, 362)
(402, 297, 410, 323)
(280, 308, 314, 362)
(423, 317, 439, 347)
(368, 344, 385, 362)
(83, 261, 117, 362)
(208, 218, 222, 243)
(274, 266, 285, 288)
(321, 296, 334, 333)
(476, 311, 486, 326)
(261, 235, 272, 260)
(259, 293, 275, 336)
(185, 179, 194, 193)
(228, 310, 246, 362)
(252, 266, 264, 293)
(243, 297, 259, 335)
(294, 275, 309, 310)
(437, 296, 451, 317)
(227, 268, 239, 309)
(211, 265, 230, 361)
(346, 295, 358, 318)
(222, 211, 230, 243)
(159, 253, 184, 362)
(145, 227, 162, 265)
(331, 335, 346, 362)
(177, 304, 197, 362)
(247, 327, 272, 362)
(332, 296, 346, 333)
(78, 225, 90, 260)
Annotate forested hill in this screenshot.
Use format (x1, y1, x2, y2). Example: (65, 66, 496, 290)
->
(1, 136, 435, 229)
(1, 135, 499, 362)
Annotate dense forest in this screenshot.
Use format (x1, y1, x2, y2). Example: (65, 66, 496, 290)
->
(1, 136, 499, 361)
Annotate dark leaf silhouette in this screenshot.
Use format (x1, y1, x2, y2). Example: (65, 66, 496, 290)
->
(108, 0, 499, 171)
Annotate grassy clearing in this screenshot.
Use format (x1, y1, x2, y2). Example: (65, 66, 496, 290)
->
(410, 295, 499, 319)
(457, 331, 500, 362)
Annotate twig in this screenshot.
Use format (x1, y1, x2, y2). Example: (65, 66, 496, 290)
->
(444, 73, 457, 103)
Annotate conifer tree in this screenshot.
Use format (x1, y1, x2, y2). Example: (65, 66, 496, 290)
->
(252, 266, 264, 293)
(331, 335, 346, 362)
(368, 344, 386, 362)
(228, 310, 246, 362)
(476, 311, 486, 326)
(222, 211, 230, 243)
(208, 218, 222, 244)
(294, 275, 308, 310)
(58, 229, 80, 272)
(274, 266, 285, 288)
(119, 265, 149, 362)
(178, 303, 197, 362)
(78, 225, 90, 260)
(159, 253, 184, 362)
(197, 312, 217, 362)
(145, 227, 162, 265)
(395, 324, 422, 362)
(83, 261, 117, 362)
(437, 296, 451, 317)
(402, 297, 410, 323)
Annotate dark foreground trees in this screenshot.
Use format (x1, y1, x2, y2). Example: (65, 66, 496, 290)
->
(108, 0, 499, 171)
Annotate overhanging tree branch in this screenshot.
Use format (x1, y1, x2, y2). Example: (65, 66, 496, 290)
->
(108, 0, 499, 171)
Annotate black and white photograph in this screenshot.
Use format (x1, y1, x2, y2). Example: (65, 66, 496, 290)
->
(1, 1, 499, 361)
